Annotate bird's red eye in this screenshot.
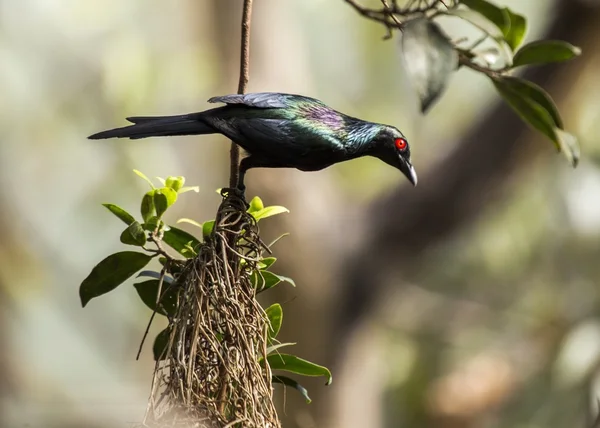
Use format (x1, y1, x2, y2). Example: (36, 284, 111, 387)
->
(395, 138, 407, 151)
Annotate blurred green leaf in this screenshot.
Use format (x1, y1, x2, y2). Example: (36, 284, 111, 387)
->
(141, 190, 156, 223)
(163, 226, 201, 257)
(460, 0, 509, 34)
(248, 196, 264, 213)
(555, 129, 580, 168)
(493, 76, 556, 139)
(156, 177, 166, 185)
(276, 274, 296, 288)
(178, 186, 200, 194)
(165, 176, 184, 192)
(252, 271, 281, 292)
(133, 169, 155, 189)
(265, 303, 283, 342)
(267, 354, 332, 385)
(272, 376, 311, 404)
(202, 220, 215, 239)
(102, 203, 135, 225)
(503, 8, 526, 50)
(251, 206, 289, 221)
(142, 216, 162, 232)
(119, 221, 147, 246)
(401, 18, 458, 113)
(177, 218, 203, 229)
(492, 76, 579, 166)
(137, 270, 173, 283)
(80, 251, 153, 307)
(260, 257, 277, 270)
(492, 75, 562, 129)
(153, 327, 171, 361)
(154, 187, 177, 218)
(512, 40, 581, 67)
(450, 7, 504, 39)
(266, 342, 296, 355)
(134, 279, 178, 316)
(153, 191, 168, 218)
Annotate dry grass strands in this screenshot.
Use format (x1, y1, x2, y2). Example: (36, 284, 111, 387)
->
(143, 193, 280, 428)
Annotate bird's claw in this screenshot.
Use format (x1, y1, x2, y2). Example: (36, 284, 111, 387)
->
(220, 186, 246, 199)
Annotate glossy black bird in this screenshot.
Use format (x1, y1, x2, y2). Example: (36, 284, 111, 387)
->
(89, 93, 417, 189)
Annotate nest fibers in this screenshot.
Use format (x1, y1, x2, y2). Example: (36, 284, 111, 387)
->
(143, 193, 279, 428)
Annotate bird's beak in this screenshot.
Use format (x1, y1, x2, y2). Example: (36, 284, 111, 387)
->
(399, 158, 418, 186)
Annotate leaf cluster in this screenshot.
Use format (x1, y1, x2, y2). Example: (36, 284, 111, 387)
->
(348, 0, 582, 166)
(79, 170, 331, 404)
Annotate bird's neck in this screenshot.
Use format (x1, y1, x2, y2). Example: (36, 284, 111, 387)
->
(344, 120, 381, 154)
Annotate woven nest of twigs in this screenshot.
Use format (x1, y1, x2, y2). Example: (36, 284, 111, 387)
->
(142, 192, 280, 428)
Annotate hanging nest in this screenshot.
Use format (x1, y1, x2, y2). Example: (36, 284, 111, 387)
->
(143, 192, 280, 428)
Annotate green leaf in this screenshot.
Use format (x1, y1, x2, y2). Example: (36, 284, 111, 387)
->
(449, 8, 512, 63)
(119, 221, 147, 246)
(265, 303, 283, 341)
(512, 40, 581, 67)
(202, 220, 215, 239)
(251, 206, 290, 221)
(161, 187, 178, 207)
(165, 176, 185, 192)
(260, 257, 277, 270)
(276, 274, 296, 287)
(177, 218, 203, 229)
(102, 203, 136, 225)
(137, 270, 173, 283)
(80, 251, 153, 307)
(141, 190, 156, 223)
(266, 342, 296, 355)
(153, 327, 171, 361)
(267, 354, 333, 385)
(153, 191, 168, 218)
(134, 279, 178, 316)
(460, 0, 509, 34)
(248, 196, 264, 213)
(156, 176, 166, 185)
(133, 169, 155, 189)
(154, 187, 177, 218)
(503, 8, 526, 50)
(178, 186, 199, 194)
(163, 226, 201, 257)
(252, 271, 281, 292)
(492, 75, 562, 129)
(142, 216, 162, 232)
(555, 129, 580, 168)
(450, 7, 504, 39)
(272, 376, 312, 404)
(492, 76, 579, 167)
(401, 18, 458, 113)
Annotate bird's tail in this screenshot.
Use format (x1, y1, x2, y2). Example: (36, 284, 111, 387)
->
(88, 113, 214, 140)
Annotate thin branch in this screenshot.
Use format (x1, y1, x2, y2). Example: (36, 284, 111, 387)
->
(229, 0, 254, 189)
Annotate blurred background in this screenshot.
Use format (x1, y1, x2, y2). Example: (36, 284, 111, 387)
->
(1, 0, 600, 426)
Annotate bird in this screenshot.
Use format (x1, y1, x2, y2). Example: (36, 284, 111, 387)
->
(89, 92, 417, 190)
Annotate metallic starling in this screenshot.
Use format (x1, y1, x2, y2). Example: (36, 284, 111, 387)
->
(89, 92, 417, 190)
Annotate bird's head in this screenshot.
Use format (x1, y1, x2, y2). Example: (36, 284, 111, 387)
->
(372, 126, 417, 186)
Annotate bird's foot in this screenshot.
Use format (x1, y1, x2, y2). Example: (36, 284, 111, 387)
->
(220, 187, 249, 209)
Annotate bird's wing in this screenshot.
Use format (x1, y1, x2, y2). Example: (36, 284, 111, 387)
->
(208, 93, 293, 109)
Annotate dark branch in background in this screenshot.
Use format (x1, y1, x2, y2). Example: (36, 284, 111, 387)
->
(229, 0, 254, 189)
(334, 0, 597, 356)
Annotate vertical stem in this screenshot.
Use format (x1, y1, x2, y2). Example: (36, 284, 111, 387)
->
(229, 0, 254, 188)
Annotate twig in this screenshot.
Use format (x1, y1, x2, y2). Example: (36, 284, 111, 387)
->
(229, 0, 254, 189)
